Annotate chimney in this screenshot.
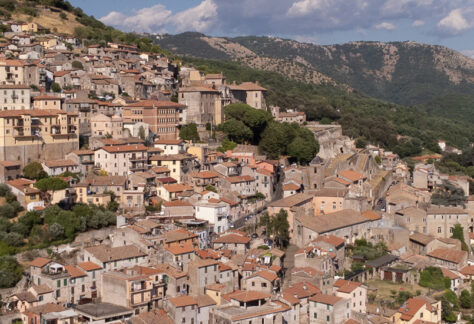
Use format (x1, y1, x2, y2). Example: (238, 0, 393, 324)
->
(303, 284, 307, 290)
(294, 293, 298, 299)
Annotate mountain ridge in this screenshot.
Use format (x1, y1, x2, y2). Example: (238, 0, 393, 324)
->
(155, 33, 474, 107)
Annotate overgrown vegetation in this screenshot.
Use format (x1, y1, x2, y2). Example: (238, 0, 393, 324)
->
(179, 123, 200, 142)
(419, 267, 451, 290)
(431, 180, 467, 207)
(259, 210, 290, 247)
(219, 103, 319, 163)
(351, 238, 388, 261)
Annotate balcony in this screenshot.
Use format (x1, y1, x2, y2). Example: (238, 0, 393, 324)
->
(130, 156, 146, 162)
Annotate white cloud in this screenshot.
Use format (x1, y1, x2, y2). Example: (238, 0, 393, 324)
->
(461, 49, 474, 59)
(412, 20, 425, 27)
(100, 11, 126, 26)
(100, 4, 172, 33)
(437, 8, 471, 35)
(287, 0, 324, 17)
(293, 34, 318, 44)
(99, 1, 217, 33)
(374, 22, 396, 30)
(173, 0, 218, 33)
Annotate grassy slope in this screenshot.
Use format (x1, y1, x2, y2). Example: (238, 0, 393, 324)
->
(13, 7, 83, 35)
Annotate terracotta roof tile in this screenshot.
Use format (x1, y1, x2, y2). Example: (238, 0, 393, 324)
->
(30, 257, 51, 268)
(309, 294, 343, 305)
(77, 261, 102, 271)
(427, 248, 467, 264)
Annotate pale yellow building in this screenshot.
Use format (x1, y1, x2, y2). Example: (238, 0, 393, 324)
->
(0, 109, 79, 166)
(0, 84, 31, 110)
(32, 95, 62, 110)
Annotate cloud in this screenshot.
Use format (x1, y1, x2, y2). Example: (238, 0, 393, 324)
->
(293, 34, 318, 44)
(412, 20, 425, 27)
(98, 0, 474, 42)
(173, 0, 218, 33)
(374, 22, 396, 30)
(99, 1, 217, 33)
(461, 49, 474, 59)
(437, 8, 471, 35)
(287, 0, 323, 17)
(100, 4, 172, 33)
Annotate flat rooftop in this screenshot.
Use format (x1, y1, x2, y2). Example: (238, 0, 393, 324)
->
(74, 303, 132, 319)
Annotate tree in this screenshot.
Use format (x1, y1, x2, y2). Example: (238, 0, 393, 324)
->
(179, 123, 200, 142)
(221, 119, 252, 143)
(10, 222, 28, 237)
(71, 61, 84, 70)
(432, 180, 467, 207)
(375, 155, 382, 164)
(355, 137, 367, 148)
(59, 12, 67, 20)
(266, 209, 290, 247)
(0, 184, 9, 197)
(217, 139, 237, 153)
(0, 204, 15, 219)
(138, 126, 146, 141)
(439, 296, 457, 322)
(0, 256, 23, 288)
(35, 177, 68, 192)
(451, 224, 469, 251)
(205, 184, 217, 193)
(3, 232, 23, 246)
(47, 223, 65, 241)
(23, 162, 48, 180)
(51, 82, 61, 93)
(287, 136, 319, 164)
(255, 192, 266, 200)
(460, 289, 472, 308)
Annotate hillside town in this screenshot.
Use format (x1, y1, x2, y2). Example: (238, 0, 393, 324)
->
(0, 21, 473, 324)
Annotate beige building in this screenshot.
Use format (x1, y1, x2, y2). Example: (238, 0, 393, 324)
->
(395, 296, 441, 323)
(267, 194, 314, 240)
(187, 258, 219, 295)
(95, 144, 148, 176)
(0, 109, 79, 167)
(333, 279, 367, 314)
(0, 84, 31, 110)
(229, 82, 267, 110)
(178, 86, 222, 125)
(311, 188, 348, 216)
(101, 268, 165, 314)
(32, 95, 62, 110)
(91, 113, 123, 138)
(309, 294, 350, 324)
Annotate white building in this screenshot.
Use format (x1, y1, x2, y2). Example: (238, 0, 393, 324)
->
(195, 201, 229, 234)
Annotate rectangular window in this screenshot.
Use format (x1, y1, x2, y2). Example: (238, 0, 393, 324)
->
(57, 280, 60, 288)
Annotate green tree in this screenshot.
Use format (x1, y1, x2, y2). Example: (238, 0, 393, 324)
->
(221, 119, 253, 143)
(35, 177, 69, 192)
(287, 136, 319, 164)
(355, 137, 367, 148)
(451, 224, 469, 251)
(23, 162, 48, 180)
(444, 289, 459, 309)
(0, 184, 9, 197)
(375, 155, 382, 164)
(3, 232, 23, 246)
(10, 222, 28, 237)
(0, 256, 23, 288)
(47, 223, 65, 241)
(51, 82, 61, 93)
(267, 209, 290, 247)
(217, 139, 237, 153)
(205, 184, 217, 193)
(0, 204, 15, 219)
(59, 12, 67, 20)
(179, 123, 200, 142)
(439, 296, 457, 322)
(432, 180, 467, 207)
(460, 289, 472, 308)
(72, 60, 83, 69)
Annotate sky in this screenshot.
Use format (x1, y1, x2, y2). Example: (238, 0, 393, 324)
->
(69, 0, 474, 58)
